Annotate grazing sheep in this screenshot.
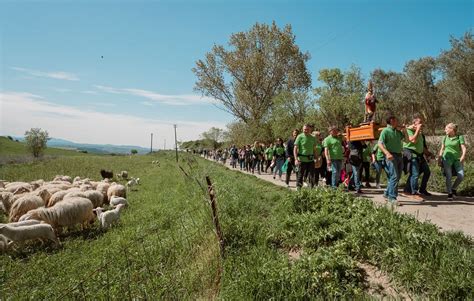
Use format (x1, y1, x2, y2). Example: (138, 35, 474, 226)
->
(47, 190, 69, 207)
(30, 179, 44, 190)
(5, 182, 32, 194)
(126, 178, 139, 190)
(9, 194, 46, 222)
(64, 190, 87, 200)
(0, 180, 6, 189)
(100, 169, 114, 180)
(96, 183, 110, 203)
(0, 234, 8, 252)
(1, 220, 41, 227)
(79, 184, 93, 192)
(0, 223, 59, 246)
(26, 197, 94, 230)
(83, 190, 104, 208)
(110, 196, 128, 207)
(53, 175, 73, 183)
(0, 192, 15, 215)
(73, 176, 81, 183)
(94, 204, 125, 229)
(107, 184, 126, 202)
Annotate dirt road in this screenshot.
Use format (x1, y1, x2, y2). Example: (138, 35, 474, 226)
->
(209, 157, 474, 237)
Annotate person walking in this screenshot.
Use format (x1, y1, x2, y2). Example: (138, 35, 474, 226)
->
(378, 114, 407, 205)
(371, 142, 384, 189)
(438, 123, 467, 200)
(360, 141, 372, 188)
(285, 129, 300, 188)
(272, 138, 286, 180)
(313, 131, 324, 185)
(264, 143, 274, 173)
(402, 114, 433, 199)
(323, 126, 344, 188)
(244, 145, 253, 172)
(348, 140, 366, 193)
(251, 141, 263, 175)
(294, 124, 319, 189)
(230, 144, 239, 169)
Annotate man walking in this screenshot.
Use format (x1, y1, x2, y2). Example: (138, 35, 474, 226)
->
(323, 126, 344, 188)
(378, 114, 407, 205)
(294, 124, 319, 189)
(285, 129, 300, 188)
(403, 114, 432, 199)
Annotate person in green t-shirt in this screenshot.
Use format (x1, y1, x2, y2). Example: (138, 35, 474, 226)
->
(272, 138, 286, 180)
(294, 124, 319, 188)
(323, 125, 344, 188)
(402, 114, 433, 199)
(438, 123, 467, 200)
(264, 143, 274, 173)
(378, 114, 408, 204)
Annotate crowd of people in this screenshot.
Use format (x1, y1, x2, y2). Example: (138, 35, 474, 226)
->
(202, 113, 467, 206)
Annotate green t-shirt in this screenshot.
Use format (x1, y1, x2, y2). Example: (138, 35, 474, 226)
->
(265, 147, 274, 160)
(322, 135, 343, 160)
(373, 143, 384, 161)
(315, 142, 323, 156)
(403, 128, 424, 156)
(378, 125, 404, 154)
(273, 145, 285, 157)
(252, 147, 263, 156)
(442, 135, 465, 164)
(295, 133, 316, 162)
(362, 144, 372, 163)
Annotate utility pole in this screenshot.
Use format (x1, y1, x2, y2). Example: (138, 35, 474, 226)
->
(174, 124, 178, 162)
(150, 133, 153, 153)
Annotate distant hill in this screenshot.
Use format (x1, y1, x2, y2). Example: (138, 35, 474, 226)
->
(10, 136, 150, 155)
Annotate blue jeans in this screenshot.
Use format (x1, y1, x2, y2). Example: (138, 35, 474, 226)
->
(443, 160, 464, 194)
(350, 164, 361, 191)
(331, 160, 343, 188)
(372, 160, 383, 185)
(273, 157, 285, 177)
(383, 154, 403, 200)
(405, 157, 431, 194)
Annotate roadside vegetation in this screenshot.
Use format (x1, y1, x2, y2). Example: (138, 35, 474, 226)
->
(1, 151, 472, 299)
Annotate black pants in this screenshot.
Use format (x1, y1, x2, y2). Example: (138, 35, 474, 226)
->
(314, 167, 324, 184)
(265, 159, 273, 173)
(285, 157, 295, 185)
(297, 161, 315, 188)
(359, 162, 370, 184)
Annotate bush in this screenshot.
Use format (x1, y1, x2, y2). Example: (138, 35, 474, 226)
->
(24, 128, 49, 158)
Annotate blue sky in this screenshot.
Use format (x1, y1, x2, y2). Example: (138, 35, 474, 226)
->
(0, 0, 472, 147)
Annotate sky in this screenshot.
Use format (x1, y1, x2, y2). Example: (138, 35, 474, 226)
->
(0, 0, 472, 148)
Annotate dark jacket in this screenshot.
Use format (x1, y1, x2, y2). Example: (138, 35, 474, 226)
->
(286, 138, 295, 158)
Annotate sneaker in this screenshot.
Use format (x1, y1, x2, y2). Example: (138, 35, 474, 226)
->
(447, 193, 453, 201)
(419, 190, 432, 196)
(452, 189, 457, 196)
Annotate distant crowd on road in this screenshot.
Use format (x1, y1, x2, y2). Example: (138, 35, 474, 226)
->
(201, 114, 467, 206)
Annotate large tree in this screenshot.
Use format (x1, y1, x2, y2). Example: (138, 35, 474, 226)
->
(314, 66, 365, 130)
(437, 31, 474, 134)
(193, 22, 311, 125)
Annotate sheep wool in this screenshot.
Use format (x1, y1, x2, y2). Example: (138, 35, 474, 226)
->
(26, 197, 94, 229)
(107, 184, 126, 202)
(0, 234, 8, 252)
(0, 224, 59, 246)
(0, 192, 15, 214)
(47, 190, 69, 207)
(95, 204, 125, 229)
(110, 196, 128, 207)
(9, 195, 45, 222)
(83, 190, 104, 208)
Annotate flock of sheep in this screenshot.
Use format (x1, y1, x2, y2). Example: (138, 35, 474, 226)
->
(0, 171, 138, 253)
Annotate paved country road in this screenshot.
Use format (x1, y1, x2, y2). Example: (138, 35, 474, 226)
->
(206, 156, 474, 237)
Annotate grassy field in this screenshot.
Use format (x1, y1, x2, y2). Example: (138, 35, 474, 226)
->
(0, 152, 473, 299)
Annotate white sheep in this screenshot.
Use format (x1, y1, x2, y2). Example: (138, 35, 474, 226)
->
(107, 184, 126, 202)
(9, 192, 47, 222)
(53, 175, 72, 183)
(126, 178, 139, 190)
(1, 220, 41, 227)
(0, 192, 15, 215)
(94, 204, 125, 229)
(0, 234, 8, 252)
(83, 190, 104, 208)
(0, 223, 59, 246)
(110, 196, 128, 207)
(26, 197, 95, 230)
(117, 171, 128, 180)
(47, 190, 69, 207)
(96, 183, 110, 203)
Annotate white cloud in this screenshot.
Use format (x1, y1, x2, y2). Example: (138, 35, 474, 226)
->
(11, 67, 79, 81)
(94, 85, 216, 106)
(81, 90, 99, 95)
(0, 92, 227, 148)
(141, 101, 154, 106)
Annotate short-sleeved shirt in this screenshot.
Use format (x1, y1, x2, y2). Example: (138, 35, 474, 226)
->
(295, 133, 316, 162)
(273, 145, 285, 158)
(372, 143, 384, 161)
(315, 142, 323, 156)
(378, 125, 404, 154)
(442, 135, 465, 164)
(264, 147, 274, 160)
(403, 128, 424, 156)
(322, 135, 343, 160)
